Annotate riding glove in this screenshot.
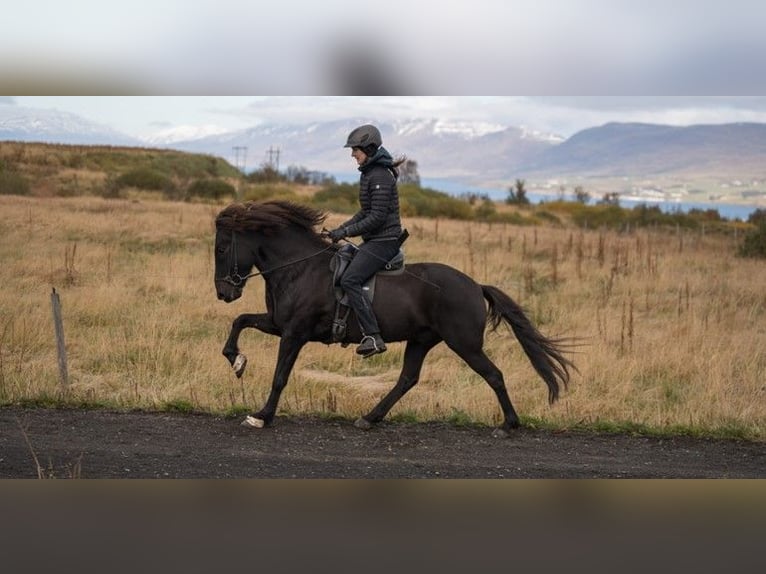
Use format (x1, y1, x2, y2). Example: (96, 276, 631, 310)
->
(328, 228, 347, 243)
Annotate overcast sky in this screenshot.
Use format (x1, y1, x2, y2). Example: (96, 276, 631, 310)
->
(3, 1, 766, 138)
(4, 96, 766, 140)
(3, 1, 766, 93)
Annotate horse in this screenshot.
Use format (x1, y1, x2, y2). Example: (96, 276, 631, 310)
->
(214, 200, 575, 438)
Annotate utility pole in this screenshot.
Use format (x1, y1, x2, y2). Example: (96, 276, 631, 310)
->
(267, 146, 281, 172)
(232, 146, 248, 174)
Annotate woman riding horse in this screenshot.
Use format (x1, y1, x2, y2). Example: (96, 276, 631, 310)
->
(326, 124, 403, 358)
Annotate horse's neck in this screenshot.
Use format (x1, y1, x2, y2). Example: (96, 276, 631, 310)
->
(267, 234, 324, 261)
(262, 236, 330, 296)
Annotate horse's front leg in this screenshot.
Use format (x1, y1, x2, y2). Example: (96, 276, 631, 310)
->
(223, 313, 280, 378)
(242, 335, 306, 429)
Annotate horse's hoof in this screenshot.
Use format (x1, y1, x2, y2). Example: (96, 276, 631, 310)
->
(354, 418, 373, 431)
(233, 354, 248, 378)
(492, 428, 510, 439)
(242, 416, 265, 429)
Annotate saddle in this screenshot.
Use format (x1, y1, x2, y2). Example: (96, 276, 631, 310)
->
(330, 232, 408, 344)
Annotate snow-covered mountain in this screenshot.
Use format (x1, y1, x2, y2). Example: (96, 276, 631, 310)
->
(0, 105, 562, 184)
(0, 105, 140, 146)
(10, 103, 764, 201)
(165, 118, 561, 183)
(143, 124, 232, 145)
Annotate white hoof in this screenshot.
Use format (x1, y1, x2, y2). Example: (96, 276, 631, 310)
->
(242, 416, 265, 429)
(233, 354, 248, 378)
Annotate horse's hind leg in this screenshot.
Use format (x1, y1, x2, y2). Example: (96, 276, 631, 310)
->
(355, 338, 439, 430)
(450, 346, 520, 437)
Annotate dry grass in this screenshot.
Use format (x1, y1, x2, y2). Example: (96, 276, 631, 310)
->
(1, 195, 764, 439)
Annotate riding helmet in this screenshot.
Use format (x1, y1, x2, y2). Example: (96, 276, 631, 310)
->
(344, 124, 382, 154)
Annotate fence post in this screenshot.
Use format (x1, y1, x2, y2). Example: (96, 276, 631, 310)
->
(50, 288, 69, 390)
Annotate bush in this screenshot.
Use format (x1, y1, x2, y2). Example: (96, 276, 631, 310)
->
(400, 184, 474, 219)
(748, 208, 766, 226)
(739, 222, 766, 259)
(475, 199, 497, 220)
(116, 168, 175, 193)
(246, 166, 284, 184)
(242, 184, 298, 203)
(312, 183, 359, 214)
(187, 178, 237, 200)
(0, 169, 30, 196)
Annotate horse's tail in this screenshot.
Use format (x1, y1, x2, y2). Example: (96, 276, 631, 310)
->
(482, 285, 575, 405)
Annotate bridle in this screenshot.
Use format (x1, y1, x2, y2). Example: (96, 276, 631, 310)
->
(216, 230, 333, 287)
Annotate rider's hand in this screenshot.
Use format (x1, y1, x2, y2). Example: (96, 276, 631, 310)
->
(327, 228, 347, 243)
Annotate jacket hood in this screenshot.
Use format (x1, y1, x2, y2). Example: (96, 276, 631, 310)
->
(359, 146, 395, 173)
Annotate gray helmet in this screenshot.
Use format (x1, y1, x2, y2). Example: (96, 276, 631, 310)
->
(344, 124, 382, 149)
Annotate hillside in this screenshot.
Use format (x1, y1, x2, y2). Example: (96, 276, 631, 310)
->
(0, 141, 241, 198)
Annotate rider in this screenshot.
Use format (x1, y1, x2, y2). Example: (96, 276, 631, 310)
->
(327, 124, 403, 358)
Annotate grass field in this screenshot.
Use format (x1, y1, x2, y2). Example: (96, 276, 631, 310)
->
(1, 194, 764, 439)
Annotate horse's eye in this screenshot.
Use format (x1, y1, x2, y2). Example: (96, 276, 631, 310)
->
(216, 246, 227, 255)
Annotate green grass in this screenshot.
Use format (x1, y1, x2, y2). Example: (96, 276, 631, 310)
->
(162, 399, 197, 414)
(521, 415, 757, 441)
(2, 391, 759, 441)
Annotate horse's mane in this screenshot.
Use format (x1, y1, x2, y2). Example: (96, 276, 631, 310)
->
(216, 200, 328, 236)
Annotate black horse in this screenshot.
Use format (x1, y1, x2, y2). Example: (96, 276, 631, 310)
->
(214, 200, 574, 437)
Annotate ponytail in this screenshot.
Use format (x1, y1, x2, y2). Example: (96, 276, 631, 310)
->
(390, 155, 407, 181)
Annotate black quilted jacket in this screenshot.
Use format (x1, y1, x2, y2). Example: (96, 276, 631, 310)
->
(341, 147, 402, 242)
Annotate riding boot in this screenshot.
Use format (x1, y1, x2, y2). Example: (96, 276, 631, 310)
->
(339, 240, 398, 359)
(357, 333, 387, 358)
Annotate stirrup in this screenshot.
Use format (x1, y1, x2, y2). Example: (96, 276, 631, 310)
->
(357, 335, 386, 358)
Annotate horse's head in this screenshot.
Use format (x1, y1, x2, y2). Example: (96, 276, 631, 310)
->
(214, 200, 329, 302)
(214, 227, 255, 303)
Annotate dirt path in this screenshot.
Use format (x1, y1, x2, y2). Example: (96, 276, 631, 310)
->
(1, 407, 763, 478)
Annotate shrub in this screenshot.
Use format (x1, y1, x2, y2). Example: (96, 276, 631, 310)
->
(400, 184, 473, 219)
(748, 208, 766, 226)
(246, 166, 284, 184)
(474, 199, 497, 220)
(116, 168, 175, 193)
(242, 184, 298, 203)
(0, 169, 30, 196)
(534, 210, 562, 226)
(739, 222, 766, 259)
(187, 178, 237, 201)
(312, 183, 359, 214)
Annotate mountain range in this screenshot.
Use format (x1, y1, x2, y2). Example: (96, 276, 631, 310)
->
(2, 105, 766, 199)
(167, 118, 563, 183)
(521, 122, 766, 179)
(0, 105, 141, 147)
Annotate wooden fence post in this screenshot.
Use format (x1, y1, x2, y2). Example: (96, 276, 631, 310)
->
(50, 288, 69, 390)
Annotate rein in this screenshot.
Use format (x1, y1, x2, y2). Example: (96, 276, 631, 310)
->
(217, 231, 334, 287)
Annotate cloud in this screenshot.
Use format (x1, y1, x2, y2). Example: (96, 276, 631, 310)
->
(530, 97, 766, 113)
(236, 97, 471, 125)
(3, 1, 766, 93)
